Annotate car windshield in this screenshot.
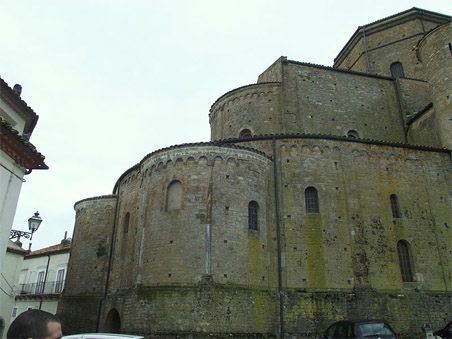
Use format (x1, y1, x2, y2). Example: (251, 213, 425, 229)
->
(355, 322, 394, 337)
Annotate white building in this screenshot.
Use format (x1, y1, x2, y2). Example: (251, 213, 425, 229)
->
(0, 77, 48, 273)
(0, 239, 70, 338)
(0, 241, 27, 338)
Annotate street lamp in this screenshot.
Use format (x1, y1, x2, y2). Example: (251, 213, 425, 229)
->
(10, 211, 43, 250)
(27, 211, 43, 239)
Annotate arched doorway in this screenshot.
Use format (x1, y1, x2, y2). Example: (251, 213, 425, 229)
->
(104, 309, 121, 333)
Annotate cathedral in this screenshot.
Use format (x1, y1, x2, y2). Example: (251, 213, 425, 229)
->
(57, 8, 452, 338)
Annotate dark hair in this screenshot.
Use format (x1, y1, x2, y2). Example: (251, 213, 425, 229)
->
(7, 309, 60, 339)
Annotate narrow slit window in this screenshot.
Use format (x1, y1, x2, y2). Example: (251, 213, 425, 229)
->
(397, 240, 414, 282)
(390, 194, 401, 219)
(390, 62, 405, 78)
(347, 130, 359, 139)
(123, 212, 130, 234)
(305, 187, 319, 213)
(239, 129, 252, 138)
(248, 201, 259, 230)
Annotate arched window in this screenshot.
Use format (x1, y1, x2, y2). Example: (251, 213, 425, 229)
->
(305, 187, 319, 213)
(248, 201, 259, 230)
(390, 62, 405, 78)
(167, 180, 183, 211)
(347, 130, 359, 139)
(239, 129, 252, 138)
(397, 240, 414, 282)
(123, 212, 130, 234)
(390, 194, 401, 219)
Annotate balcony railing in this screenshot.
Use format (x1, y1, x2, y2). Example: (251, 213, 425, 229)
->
(17, 281, 65, 296)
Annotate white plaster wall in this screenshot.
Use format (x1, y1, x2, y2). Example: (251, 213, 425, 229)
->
(8, 250, 70, 331)
(0, 151, 25, 273)
(0, 243, 25, 336)
(20, 252, 70, 285)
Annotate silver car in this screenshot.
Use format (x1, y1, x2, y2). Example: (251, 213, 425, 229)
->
(62, 334, 144, 339)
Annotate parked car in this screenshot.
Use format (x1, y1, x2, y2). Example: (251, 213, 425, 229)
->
(62, 334, 144, 339)
(434, 321, 452, 339)
(323, 319, 397, 338)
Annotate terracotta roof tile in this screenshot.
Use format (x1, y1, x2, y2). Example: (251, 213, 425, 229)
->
(26, 242, 71, 258)
(0, 117, 48, 170)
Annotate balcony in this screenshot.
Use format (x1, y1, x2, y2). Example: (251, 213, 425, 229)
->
(16, 281, 65, 298)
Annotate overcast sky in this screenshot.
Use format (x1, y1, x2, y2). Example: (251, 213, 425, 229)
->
(2, 1, 450, 250)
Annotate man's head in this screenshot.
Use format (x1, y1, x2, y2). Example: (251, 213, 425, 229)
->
(7, 309, 62, 339)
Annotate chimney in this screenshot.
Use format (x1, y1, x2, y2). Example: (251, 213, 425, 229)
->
(13, 84, 22, 96)
(61, 231, 71, 247)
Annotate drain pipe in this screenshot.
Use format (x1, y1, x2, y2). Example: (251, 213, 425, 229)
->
(273, 136, 284, 338)
(96, 190, 120, 331)
(205, 166, 213, 275)
(39, 254, 51, 310)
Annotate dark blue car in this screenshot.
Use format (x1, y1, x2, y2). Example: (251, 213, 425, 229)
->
(323, 319, 397, 338)
(434, 321, 452, 339)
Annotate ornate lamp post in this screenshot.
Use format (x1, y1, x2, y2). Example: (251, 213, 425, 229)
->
(9, 211, 43, 250)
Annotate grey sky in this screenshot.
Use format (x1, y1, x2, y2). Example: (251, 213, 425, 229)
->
(2, 0, 450, 250)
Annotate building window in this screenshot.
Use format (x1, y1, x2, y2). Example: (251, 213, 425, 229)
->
(248, 201, 259, 230)
(12, 306, 18, 317)
(239, 129, 252, 138)
(54, 268, 66, 293)
(35, 269, 46, 294)
(390, 62, 405, 78)
(305, 187, 319, 213)
(390, 194, 401, 219)
(123, 212, 130, 234)
(397, 240, 414, 282)
(167, 180, 183, 211)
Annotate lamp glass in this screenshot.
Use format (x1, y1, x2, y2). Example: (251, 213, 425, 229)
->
(28, 212, 42, 233)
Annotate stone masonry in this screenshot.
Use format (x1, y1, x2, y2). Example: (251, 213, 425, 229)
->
(57, 8, 452, 338)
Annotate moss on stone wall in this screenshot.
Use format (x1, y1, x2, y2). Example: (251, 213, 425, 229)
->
(304, 214, 326, 289)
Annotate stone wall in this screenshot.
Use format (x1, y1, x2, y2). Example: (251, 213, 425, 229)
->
(397, 78, 431, 118)
(58, 195, 117, 333)
(334, 14, 449, 79)
(107, 145, 274, 290)
(100, 278, 279, 337)
(276, 138, 451, 292)
(282, 62, 405, 142)
(284, 289, 451, 338)
(209, 83, 282, 141)
(363, 20, 426, 78)
(406, 107, 441, 146)
(57, 9, 452, 339)
(417, 23, 452, 150)
(257, 57, 285, 83)
(65, 195, 117, 296)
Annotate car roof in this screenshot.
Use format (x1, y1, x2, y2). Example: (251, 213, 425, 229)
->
(329, 319, 392, 325)
(62, 334, 144, 339)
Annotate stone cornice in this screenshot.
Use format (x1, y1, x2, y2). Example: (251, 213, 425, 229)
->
(112, 142, 271, 194)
